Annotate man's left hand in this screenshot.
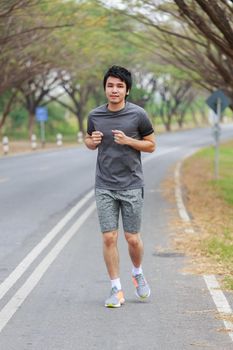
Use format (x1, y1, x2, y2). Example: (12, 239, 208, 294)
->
(112, 130, 130, 145)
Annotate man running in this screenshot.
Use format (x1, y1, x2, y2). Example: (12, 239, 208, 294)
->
(85, 65, 155, 307)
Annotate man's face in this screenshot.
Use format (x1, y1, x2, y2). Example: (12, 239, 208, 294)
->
(105, 76, 128, 106)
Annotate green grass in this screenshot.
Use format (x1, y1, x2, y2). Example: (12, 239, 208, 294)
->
(197, 141, 233, 205)
(194, 140, 233, 290)
(223, 276, 233, 290)
(205, 237, 233, 263)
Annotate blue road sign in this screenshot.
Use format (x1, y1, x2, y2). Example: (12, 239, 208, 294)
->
(206, 90, 230, 114)
(35, 107, 48, 122)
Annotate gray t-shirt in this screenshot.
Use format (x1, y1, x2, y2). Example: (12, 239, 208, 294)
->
(87, 101, 154, 190)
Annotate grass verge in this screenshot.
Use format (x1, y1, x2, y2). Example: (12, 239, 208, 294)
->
(174, 140, 233, 290)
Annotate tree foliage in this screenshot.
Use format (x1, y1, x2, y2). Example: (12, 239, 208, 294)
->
(119, 0, 233, 104)
(0, 0, 214, 136)
(0, 0, 74, 94)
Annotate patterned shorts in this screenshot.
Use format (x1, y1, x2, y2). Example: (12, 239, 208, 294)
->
(95, 188, 144, 234)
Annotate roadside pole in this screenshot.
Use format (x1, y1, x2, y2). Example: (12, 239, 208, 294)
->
(35, 107, 48, 148)
(40, 121, 46, 148)
(206, 90, 230, 180)
(213, 98, 221, 179)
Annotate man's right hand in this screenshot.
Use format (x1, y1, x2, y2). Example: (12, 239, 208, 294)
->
(84, 131, 103, 150)
(91, 131, 103, 146)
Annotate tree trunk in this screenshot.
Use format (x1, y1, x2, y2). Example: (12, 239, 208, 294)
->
(76, 105, 85, 134)
(191, 107, 198, 126)
(165, 112, 173, 131)
(0, 111, 9, 130)
(177, 116, 183, 128)
(0, 92, 17, 130)
(177, 109, 187, 128)
(28, 111, 35, 138)
(77, 115, 84, 134)
(165, 120, 171, 131)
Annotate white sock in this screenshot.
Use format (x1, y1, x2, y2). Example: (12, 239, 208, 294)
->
(132, 265, 143, 276)
(111, 278, 121, 290)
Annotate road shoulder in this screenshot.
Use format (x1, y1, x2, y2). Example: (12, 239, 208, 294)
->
(172, 148, 233, 343)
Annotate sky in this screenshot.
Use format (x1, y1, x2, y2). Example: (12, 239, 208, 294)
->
(99, 0, 126, 9)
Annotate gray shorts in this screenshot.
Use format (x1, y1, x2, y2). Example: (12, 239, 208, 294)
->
(95, 188, 144, 234)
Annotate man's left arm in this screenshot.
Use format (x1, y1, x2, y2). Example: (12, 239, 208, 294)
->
(112, 130, 156, 153)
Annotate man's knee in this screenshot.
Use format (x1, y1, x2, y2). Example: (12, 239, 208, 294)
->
(103, 231, 118, 248)
(125, 232, 141, 248)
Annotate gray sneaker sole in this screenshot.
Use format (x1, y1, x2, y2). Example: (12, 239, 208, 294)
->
(105, 298, 125, 308)
(135, 288, 151, 300)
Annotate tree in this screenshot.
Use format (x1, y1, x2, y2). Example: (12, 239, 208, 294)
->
(0, 0, 72, 94)
(155, 76, 194, 131)
(47, 0, 145, 133)
(129, 69, 157, 108)
(119, 0, 233, 105)
(17, 71, 65, 136)
(0, 0, 106, 134)
(48, 74, 98, 134)
(0, 90, 18, 130)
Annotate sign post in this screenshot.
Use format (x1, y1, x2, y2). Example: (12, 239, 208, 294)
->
(40, 120, 45, 147)
(35, 107, 48, 147)
(206, 90, 230, 179)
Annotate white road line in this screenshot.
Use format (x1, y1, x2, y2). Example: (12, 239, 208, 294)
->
(175, 161, 195, 234)
(0, 202, 96, 333)
(175, 153, 233, 342)
(175, 161, 191, 223)
(204, 275, 233, 341)
(0, 189, 94, 301)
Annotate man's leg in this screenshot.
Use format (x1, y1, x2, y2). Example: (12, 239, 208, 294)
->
(103, 230, 119, 280)
(102, 230, 125, 307)
(120, 188, 144, 270)
(124, 232, 144, 268)
(125, 232, 150, 299)
(95, 189, 120, 280)
(95, 189, 125, 307)
(120, 188, 151, 299)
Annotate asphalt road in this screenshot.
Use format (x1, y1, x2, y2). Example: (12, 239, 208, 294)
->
(0, 124, 233, 350)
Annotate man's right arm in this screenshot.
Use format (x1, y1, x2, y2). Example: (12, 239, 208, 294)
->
(84, 131, 103, 150)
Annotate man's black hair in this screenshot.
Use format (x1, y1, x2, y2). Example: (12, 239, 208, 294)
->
(103, 65, 132, 93)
